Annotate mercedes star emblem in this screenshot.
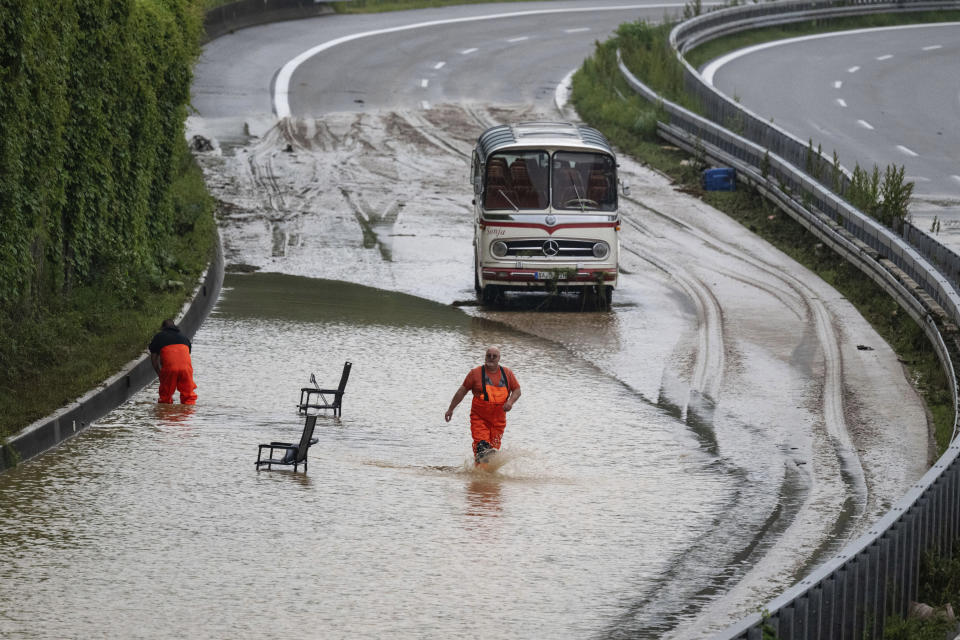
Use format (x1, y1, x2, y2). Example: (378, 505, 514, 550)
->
(542, 240, 560, 257)
(544, 215, 557, 226)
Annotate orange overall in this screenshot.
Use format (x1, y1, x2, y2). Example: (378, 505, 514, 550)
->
(470, 366, 510, 455)
(157, 344, 197, 405)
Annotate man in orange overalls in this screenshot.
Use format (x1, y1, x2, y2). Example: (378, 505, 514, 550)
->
(444, 346, 521, 464)
(148, 319, 197, 404)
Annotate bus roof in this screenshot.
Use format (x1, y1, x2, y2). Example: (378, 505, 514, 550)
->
(475, 122, 614, 160)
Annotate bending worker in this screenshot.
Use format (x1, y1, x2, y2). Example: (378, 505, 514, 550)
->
(445, 346, 521, 463)
(148, 319, 197, 404)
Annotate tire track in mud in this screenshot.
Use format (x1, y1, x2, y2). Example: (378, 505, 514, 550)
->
(395, 109, 472, 159)
(615, 182, 870, 635)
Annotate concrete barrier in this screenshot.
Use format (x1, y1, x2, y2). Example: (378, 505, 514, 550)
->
(203, 0, 341, 43)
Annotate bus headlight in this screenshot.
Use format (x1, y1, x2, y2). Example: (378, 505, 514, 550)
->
(491, 241, 508, 258)
(592, 242, 609, 259)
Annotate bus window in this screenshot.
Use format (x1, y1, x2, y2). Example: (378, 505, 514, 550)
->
(552, 151, 616, 211)
(484, 151, 548, 210)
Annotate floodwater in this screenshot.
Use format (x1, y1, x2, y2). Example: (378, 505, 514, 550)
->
(0, 273, 735, 639)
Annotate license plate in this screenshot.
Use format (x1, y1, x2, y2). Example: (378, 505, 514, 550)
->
(535, 271, 567, 280)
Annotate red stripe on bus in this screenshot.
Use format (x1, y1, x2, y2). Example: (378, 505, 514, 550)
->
(480, 221, 619, 234)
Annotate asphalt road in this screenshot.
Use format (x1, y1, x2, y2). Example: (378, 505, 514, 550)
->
(703, 23, 960, 236)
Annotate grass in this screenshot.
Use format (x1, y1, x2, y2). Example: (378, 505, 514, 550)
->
(0, 140, 217, 440)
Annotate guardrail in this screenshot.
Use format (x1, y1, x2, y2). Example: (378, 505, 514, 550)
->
(618, 1, 960, 637)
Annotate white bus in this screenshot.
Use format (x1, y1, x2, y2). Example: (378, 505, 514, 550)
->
(471, 122, 621, 306)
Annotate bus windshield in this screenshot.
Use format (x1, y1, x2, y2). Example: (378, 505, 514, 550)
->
(483, 151, 549, 210)
(551, 151, 616, 211)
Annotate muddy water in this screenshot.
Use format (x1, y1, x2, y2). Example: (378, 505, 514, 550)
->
(0, 273, 732, 639)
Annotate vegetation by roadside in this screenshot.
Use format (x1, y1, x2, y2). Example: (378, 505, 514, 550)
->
(0, 141, 216, 441)
(0, 1, 216, 440)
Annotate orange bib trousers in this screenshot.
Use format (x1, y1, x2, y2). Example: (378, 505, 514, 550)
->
(469, 368, 509, 455)
(158, 344, 197, 405)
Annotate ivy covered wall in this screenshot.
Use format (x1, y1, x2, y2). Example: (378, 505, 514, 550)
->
(0, 0, 202, 316)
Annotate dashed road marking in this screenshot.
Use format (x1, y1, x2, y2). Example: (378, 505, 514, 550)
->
(420, 78, 429, 88)
(433, 61, 446, 70)
(848, 65, 860, 73)
(857, 120, 874, 130)
(836, 98, 847, 107)
(421, 100, 431, 110)
(896, 145, 918, 157)
(565, 27, 590, 33)
(951, 175, 960, 185)
(461, 47, 478, 55)
(834, 80, 843, 89)
(876, 54, 893, 61)
(923, 44, 943, 51)
(507, 36, 529, 42)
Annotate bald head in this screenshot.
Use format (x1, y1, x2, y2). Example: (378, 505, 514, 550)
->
(484, 346, 501, 370)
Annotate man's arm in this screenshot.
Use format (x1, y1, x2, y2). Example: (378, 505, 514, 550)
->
(503, 386, 521, 412)
(445, 385, 469, 422)
(150, 353, 162, 376)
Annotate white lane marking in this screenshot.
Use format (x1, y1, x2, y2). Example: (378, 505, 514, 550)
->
(701, 22, 960, 86)
(951, 175, 960, 185)
(834, 80, 843, 89)
(275, 4, 707, 117)
(565, 27, 590, 33)
(848, 65, 861, 73)
(433, 61, 446, 70)
(421, 101, 431, 110)
(420, 78, 429, 88)
(508, 36, 529, 42)
(857, 120, 874, 130)
(876, 54, 893, 61)
(896, 145, 919, 157)
(460, 47, 478, 55)
(836, 98, 847, 107)
(923, 44, 943, 51)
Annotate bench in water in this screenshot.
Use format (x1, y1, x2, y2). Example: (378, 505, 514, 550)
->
(255, 414, 319, 472)
(298, 361, 352, 417)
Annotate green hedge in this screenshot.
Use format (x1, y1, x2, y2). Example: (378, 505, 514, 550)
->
(0, 0, 202, 318)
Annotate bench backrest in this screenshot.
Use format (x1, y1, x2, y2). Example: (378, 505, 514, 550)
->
(337, 362, 352, 394)
(295, 415, 318, 462)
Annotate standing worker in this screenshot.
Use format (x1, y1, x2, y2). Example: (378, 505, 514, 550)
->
(445, 346, 521, 464)
(149, 319, 197, 404)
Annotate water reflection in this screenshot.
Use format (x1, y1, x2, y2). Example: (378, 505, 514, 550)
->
(152, 403, 197, 426)
(464, 476, 503, 519)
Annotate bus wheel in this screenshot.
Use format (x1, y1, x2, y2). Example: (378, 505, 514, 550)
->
(474, 265, 481, 297)
(481, 285, 499, 306)
(603, 286, 613, 308)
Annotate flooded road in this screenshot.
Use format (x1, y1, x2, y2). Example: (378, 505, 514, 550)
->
(1, 274, 730, 638)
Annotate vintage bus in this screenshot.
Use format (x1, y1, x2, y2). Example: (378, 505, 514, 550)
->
(471, 122, 621, 306)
